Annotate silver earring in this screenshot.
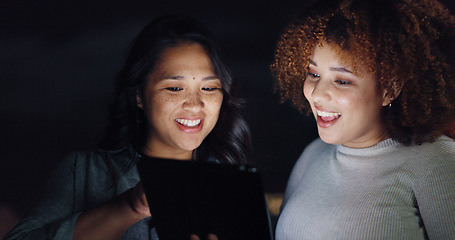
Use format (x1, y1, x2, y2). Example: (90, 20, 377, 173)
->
(388, 102, 392, 109)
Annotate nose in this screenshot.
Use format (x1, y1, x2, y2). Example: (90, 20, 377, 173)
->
(308, 78, 331, 104)
(183, 91, 204, 112)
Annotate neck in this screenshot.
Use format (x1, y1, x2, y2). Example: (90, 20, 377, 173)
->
(342, 131, 390, 149)
(141, 144, 193, 161)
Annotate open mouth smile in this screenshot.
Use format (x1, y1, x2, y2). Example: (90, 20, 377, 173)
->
(176, 119, 201, 127)
(317, 110, 341, 122)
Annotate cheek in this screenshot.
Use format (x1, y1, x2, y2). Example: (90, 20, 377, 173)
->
(207, 94, 223, 116)
(336, 95, 354, 108)
(148, 95, 176, 117)
(337, 91, 381, 115)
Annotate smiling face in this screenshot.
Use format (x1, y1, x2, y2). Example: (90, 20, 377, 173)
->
(137, 43, 223, 160)
(303, 43, 390, 148)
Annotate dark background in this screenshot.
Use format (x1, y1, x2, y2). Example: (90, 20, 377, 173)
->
(2, 0, 454, 233)
(0, 0, 319, 221)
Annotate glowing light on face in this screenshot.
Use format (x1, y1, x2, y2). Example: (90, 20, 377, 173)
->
(303, 43, 390, 148)
(137, 43, 223, 159)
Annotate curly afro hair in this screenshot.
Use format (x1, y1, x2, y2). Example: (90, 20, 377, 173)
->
(271, 0, 455, 145)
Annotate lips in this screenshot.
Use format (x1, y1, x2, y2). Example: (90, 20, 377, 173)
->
(317, 109, 341, 122)
(176, 118, 201, 127)
(175, 118, 203, 133)
(315, 109, 341, 128)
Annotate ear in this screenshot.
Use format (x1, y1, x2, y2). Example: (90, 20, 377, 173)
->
(381, 82, 403, 107)
(136, 90, 144, 109)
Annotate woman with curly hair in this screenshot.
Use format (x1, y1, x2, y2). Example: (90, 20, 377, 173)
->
(271, 0, 455, 239)
(5, 15, 252, 240)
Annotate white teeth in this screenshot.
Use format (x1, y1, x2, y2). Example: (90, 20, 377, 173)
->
(176, 119, 201, 127)
(317, 110, 341, 118)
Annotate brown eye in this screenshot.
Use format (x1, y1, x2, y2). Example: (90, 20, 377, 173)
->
(202, 87, 221, 91)
(165, 87, 183, 91)
(335, 79, 351, 85)
(308, 72, 319, 78)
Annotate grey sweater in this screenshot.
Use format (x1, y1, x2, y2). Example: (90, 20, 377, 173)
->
(276, 136, 455, 240)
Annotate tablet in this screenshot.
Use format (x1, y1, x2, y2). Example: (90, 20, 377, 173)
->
(137, 156, 273, 240)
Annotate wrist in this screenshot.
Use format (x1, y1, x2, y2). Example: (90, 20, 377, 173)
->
(123, 188, 151, 221)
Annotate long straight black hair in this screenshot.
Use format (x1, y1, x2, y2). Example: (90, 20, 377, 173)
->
(99, 15, 253, 166)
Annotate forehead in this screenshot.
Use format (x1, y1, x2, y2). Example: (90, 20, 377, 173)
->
(146, 43, 218, 84)
(158, 43, 212, 67)
(311, 42, 371, 76)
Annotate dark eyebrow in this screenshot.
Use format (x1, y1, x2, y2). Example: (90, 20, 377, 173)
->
(164, 76, 184, 80)
(162, 75, 220, 81)
(330, 67, 353, 74)
(202, 76, 220, 81)
(309, 59, 353, 74)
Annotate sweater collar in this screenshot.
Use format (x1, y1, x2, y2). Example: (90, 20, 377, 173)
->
(337, 138, 400, 157)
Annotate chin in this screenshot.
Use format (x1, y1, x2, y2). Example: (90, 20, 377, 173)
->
(179, 142, 203, 152)
(319, 134, 342, 146)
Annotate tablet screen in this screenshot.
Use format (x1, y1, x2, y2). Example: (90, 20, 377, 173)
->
(137, 157, 273, 240)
